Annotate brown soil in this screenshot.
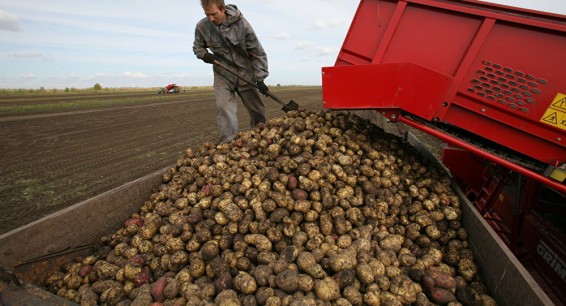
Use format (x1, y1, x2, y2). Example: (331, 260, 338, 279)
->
(0, 87, 325, 234)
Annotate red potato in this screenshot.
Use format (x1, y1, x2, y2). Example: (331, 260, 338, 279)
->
(429, 287, 456, 304)
(125, 218, 144, 227)
(150, 276, 167, 302)
(426, 267, 456, 292)
(79, 265, 93, 278)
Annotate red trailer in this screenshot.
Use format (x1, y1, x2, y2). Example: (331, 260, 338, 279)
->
(322, 0, 566, 304)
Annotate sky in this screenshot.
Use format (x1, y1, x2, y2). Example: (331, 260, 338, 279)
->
(0, 0, 564, 89)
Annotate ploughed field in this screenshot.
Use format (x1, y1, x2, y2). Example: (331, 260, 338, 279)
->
(0, 87, 324, 234)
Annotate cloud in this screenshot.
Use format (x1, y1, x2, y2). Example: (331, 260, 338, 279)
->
(313, 46, 336, 56)
(312, 19, 342, 29)
(295, 41, 336, 56)
(20, 73, 35, 79)
(296, 41, 314, 50)
(122, 71, 147, 79)
(7, 52, 44, 59)
(273, 33, 290, 40)
(85, 73, 105, 80)
(0, 10, 22, 31)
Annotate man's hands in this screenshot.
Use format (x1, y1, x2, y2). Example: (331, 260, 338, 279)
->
(202, 53, 216, 64)
(256, 80, 269, 95)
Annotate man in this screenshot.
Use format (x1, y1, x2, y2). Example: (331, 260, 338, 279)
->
(193, 0, 269, 144)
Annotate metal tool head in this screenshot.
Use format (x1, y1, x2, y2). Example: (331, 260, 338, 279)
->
(282, 100, 300, 112)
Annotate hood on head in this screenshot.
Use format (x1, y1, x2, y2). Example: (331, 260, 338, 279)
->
(224, 4, 242, 26)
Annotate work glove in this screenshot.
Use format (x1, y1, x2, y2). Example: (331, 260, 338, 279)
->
(202, 53, 216, 64)
(257, 80, 269, 95)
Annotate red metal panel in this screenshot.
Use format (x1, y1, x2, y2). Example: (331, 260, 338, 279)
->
(322, 62, 451, 119)
(380, 3, 483, 76)
(335, 0, 398, 66)
(324, 0, 566, 169)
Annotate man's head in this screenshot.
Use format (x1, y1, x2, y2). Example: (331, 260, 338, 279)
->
(201, 0, 227, 26)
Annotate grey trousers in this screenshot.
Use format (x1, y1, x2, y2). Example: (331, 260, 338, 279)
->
(214, 75, 266, 144)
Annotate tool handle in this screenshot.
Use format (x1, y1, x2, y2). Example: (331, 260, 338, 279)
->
(212, 59, 285, 106)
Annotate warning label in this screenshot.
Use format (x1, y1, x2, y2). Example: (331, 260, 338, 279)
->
(552, 96, 566, 111)
(540, 93, 566, 131)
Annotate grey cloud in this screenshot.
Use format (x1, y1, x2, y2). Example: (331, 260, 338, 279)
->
(273, 33, 290, 40)
(0, 10, 22, 31)
(8, 52, 44, 59)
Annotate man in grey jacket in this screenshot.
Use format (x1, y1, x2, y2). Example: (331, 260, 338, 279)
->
(194, 0, 269, 144)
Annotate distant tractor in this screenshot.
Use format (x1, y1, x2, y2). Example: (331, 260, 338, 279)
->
(158, 84, 180, 94)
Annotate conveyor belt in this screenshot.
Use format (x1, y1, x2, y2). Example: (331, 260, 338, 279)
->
(406, 114, 548, 174)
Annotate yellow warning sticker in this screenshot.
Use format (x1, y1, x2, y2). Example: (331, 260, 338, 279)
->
(551, 93, 566, 111)
(540, 93, 566, 131)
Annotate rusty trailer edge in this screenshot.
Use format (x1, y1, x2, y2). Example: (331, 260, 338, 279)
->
(0, 166, 171, 269)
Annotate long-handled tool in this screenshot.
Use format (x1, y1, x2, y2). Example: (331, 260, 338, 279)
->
(212, 59, 300, 113)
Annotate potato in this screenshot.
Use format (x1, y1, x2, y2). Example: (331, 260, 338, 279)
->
(427, 267, 456, 291)
(343, 285, 363, 306)
(332, 270, 356, 289)
(379, 234, 404, 252)
(275, 270, 300, 292)
(328, 248, 357, 272)
(429, 287, 456, 304)
(163, 277, 180, 299)
(94, 261, 119, 281)
(201, 241, 220, 261)
(313, 277, 340, 301)
(233, 271, 257, 295)
(363, 290, 381, 306)
(244, 234, 272, 252)
(355, 263, 374, 285)
(458, 258, 478, 282)
(215, 289, 239, 305)
(389, 275, 419, 304)
(380, 291, 403, 306)
(297, 274, 315, 292)
(297, 252, 325, 279)
(256, 287, 275, 305)
(76, 285, 98, 305)
(150, 276, 167, 302)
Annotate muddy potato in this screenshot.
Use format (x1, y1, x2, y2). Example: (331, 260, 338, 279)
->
(252, 265, 273, 287)
(313, 277, 340, 301)
(297, 252, 325, 279)
(275, 270, 300, 292)
(244, 234, 272, 252)
(379, 234, 405, 252)
(233, 271, 257, 295)
(201, 241, 220, 261)
(93, 261, 119, 281)
(425, 224, 441, 240)
(328, 249, 357, 272)
(458, 258, 478, 282)
(297, 274, 315, 292)
(76, 285, 98, 305)
(100, 286, 125, 305)
(355, 263, 374, 285)
(389, 275, 420, 304)
(343, 286, 363, 306)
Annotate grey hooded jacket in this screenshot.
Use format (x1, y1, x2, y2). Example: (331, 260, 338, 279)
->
(193, 4, 268, 89)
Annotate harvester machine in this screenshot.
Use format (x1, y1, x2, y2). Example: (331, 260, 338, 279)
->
(158, 83, 180, 94)
(322, 0, 566, 304)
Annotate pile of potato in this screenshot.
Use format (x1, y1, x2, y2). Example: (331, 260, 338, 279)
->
(46, 110, 497, 305)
